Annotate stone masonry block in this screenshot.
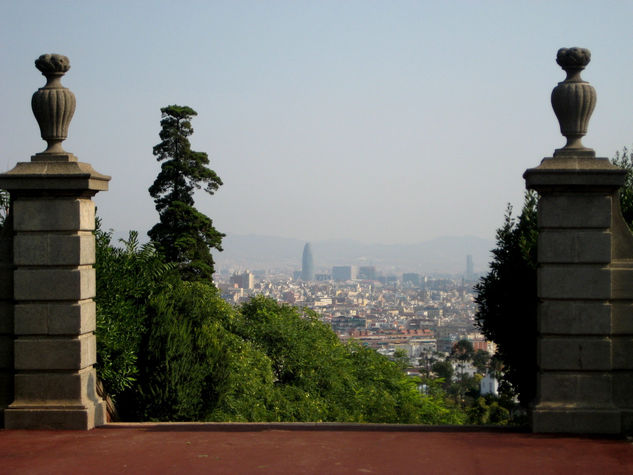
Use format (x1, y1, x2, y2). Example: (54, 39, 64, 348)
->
(4, 400, 105, 430)
(539, 301, 611, 335)
(613, 373, 633, 407)
(622, 410, 633, 434)
(14, 333, 96, 370)
(14, 267, 95, 301)
(532, 407, 621, 434)
(611, 268, 633, 300)
(538, 265, 610, 300)
(612, 337, 633, 369)
(612, 303, 633, 334)
(538, 230, 610, 264)
(13, 198, 95, 232)
(14, 301, 95, 336)
(539, 372, 612, 405)
(13, 367, 98, 404)
(0, 301, 13, 333)
(538, 194, 611, 229)
(14, 232, 95, 266)
(539, 337, 611, 371)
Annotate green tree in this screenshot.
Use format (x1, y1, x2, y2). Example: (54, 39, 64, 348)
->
(475, 150, 633, 409)
(231, 297, 464, 424)
(94, 221, 174, 406)
(431, 360, 454, 386)
(148, 105, 224, 281)
(451, 339, 474, 363)
(132, 280, 243, 421)
(612, 146, 633, 227)
(474, 191, 538, 406)
(96, 221, 466, 424)
(472, 349, 491, 374)
(467, 396, 511, 425)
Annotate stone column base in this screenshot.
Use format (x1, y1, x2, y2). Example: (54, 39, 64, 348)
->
(4, 400, 105, 430)
(620, 410, 633, 434)
(532, 405, 621, 434)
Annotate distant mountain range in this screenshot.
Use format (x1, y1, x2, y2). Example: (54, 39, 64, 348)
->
(214, 234, 495, 276)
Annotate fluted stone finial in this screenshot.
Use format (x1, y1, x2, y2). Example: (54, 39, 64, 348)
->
(551, 47, 596, 157)
(31, 54, 76, 160)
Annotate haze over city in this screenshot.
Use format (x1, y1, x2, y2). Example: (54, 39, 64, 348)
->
(2, 1, 633, 247)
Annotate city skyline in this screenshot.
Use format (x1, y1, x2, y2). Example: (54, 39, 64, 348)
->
(2, 2, 633, 244)
(214, 233, 491, 275)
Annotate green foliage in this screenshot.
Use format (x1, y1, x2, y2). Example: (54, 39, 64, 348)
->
(95, 228, 464, 424)
(132, 280, 239, 421)
(148, 105, 224, 281)
(474, 150, 633, 409)
(472, 349, 491, 374)
(431, 360, 454, 385)
(612, 146, 633, 227)
(451, 339, 474, 362)
(0, 189, 10, 230)
(467, 396, 511, 425)
(474, 191, 538, 406)
(392, 348, 410, 368)
(417, 378, 466, 425)
(148, 202, 223, 281)
(230, 297, 464, 424)
(94, 220, 174, 402)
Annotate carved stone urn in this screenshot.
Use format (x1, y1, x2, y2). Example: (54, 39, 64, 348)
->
(551, 47, 596, 156)
(31, 53, 76, 157)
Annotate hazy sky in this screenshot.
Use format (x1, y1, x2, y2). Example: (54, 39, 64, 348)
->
(2, 1, 633, 245)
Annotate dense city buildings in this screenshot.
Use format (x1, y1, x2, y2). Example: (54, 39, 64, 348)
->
(332, 265, 357, 281)
(358, 266, 376, 280)
(229, 270, 254, 289)
(402, 273, 421, 286)
(217, 260, 490, 369)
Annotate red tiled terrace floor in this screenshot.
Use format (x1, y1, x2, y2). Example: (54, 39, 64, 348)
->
(1, 423, 633, 474)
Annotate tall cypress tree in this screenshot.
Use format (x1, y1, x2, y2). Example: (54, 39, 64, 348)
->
(148, 105, 224, 281)
(474, 192, 538, 406)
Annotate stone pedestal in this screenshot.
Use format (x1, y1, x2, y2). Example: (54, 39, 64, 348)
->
(525, 155, 633, 434)
(0, 159, 109, 429)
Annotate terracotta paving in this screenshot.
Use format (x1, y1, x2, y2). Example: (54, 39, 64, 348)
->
(1, 423, 633, 474)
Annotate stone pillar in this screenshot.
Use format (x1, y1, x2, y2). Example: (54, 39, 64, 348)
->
(0, 205, 13, 426)
(525, 48, 633, 434)
(0, 54, 110, 429)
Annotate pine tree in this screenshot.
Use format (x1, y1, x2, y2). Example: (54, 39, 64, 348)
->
(148, 105, 224, 281)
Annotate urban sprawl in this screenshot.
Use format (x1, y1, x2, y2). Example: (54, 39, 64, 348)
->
(216, 247, 493, 378)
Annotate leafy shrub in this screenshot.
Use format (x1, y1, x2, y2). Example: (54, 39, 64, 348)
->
(95, 222, 173, 405)
(96, 231, 464, 424)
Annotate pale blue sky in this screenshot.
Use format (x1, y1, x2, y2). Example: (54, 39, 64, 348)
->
(2, 1, 633, 244)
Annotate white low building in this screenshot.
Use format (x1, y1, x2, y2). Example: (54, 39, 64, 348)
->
(480, 373, 499, 396)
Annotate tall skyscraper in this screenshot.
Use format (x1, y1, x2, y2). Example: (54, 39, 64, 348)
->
(301, 243, 315, 281)
(466, 255, 474, 280)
